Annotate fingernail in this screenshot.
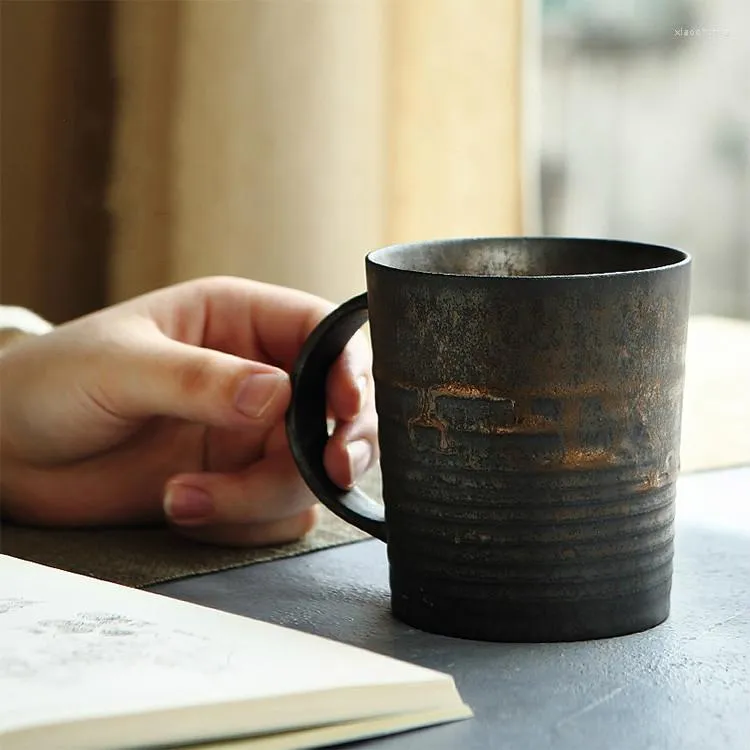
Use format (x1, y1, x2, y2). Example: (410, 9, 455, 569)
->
(346, 440, 372, 487)
(356, 375, 369, 412)
(164, 485, 213, 525)
(235, 372, 287, 419)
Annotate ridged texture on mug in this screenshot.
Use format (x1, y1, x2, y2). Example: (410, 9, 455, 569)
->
(377, 381, 676, 641)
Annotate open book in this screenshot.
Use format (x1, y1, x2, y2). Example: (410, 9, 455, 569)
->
(0, 555, 471, 750)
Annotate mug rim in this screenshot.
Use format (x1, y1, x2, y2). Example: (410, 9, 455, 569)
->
(366, 236, 691, 280)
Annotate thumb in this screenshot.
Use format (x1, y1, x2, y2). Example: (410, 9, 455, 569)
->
(111, 336, 291, 430)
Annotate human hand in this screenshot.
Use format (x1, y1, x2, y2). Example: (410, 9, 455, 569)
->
(0, 277, 377, 546)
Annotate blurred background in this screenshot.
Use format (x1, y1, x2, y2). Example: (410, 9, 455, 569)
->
(1, 0, 748, 323)
(539, 0, 750, 318)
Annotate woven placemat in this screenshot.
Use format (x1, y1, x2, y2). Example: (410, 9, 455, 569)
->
(2, 316, 749, 588)
(0, 472, 381, 588)
(0, 505, 371, 589)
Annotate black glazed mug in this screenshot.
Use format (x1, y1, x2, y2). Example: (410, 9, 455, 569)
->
(286, 237, 691, 642)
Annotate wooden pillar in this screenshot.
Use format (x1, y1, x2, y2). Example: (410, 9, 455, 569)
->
(112, 0, 384, 306)
(109, 0, 522, 306)
(1, 1, 113, 323)
(386, 0, 523, 243)
(107, 1, 182, 303)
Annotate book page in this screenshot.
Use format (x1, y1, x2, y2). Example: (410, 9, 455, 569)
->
(0, 555, 458, 738)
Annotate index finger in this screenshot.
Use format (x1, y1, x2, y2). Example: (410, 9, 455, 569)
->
(173, 276, 372, 375)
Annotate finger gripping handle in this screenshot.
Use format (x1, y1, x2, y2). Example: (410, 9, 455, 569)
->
(286, 293, 386, 542)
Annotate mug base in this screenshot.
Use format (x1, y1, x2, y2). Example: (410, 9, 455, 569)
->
(390, 580, 671, 643)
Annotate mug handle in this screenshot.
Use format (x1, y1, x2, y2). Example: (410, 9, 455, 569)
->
(286, 293, 387, 542)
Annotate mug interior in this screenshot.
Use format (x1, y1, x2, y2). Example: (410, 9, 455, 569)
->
(368, 237, 689, 278)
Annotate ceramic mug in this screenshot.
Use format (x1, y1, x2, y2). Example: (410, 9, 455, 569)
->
(286, 237, 691, 642)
